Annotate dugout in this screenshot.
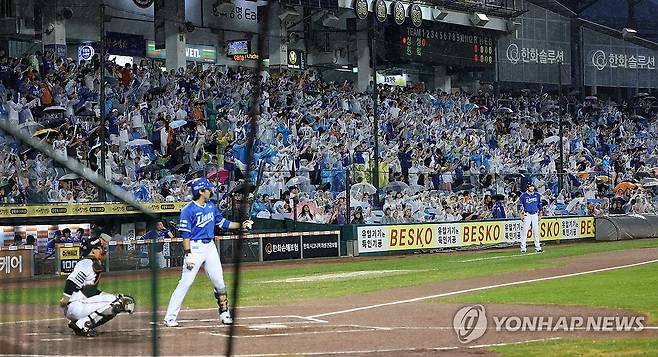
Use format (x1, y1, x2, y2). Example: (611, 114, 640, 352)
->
(0, 202, 346, 279)
(0, 202, 185, 276)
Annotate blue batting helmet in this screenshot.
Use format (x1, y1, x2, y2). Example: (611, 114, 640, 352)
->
(191, 178, 215, 196)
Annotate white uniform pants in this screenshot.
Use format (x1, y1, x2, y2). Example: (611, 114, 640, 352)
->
(521, 213, 541, 251)
(164, 240, 226, 322)
(65, 292, 119, 321)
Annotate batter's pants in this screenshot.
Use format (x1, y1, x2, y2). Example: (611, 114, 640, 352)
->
(164, 240, 226, 322)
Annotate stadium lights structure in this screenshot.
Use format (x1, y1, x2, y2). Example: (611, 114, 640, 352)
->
(622, 27, 637, 39)
(321, 11, 340, 27)
(279, 6, 301, 21)
(432, 7, 448, 20)
(469, 12, 490, 26)
(212, 0, 234, 16)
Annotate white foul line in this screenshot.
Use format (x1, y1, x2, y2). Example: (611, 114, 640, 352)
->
(307, 259, 658, 319)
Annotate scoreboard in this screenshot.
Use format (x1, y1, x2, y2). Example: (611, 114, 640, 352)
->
(396, 24, 496, 67)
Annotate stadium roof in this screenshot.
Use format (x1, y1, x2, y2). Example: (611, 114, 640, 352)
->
(526, 0, 577, 17)
(429, 0, 527, 19)
(555, 0, 658, 43)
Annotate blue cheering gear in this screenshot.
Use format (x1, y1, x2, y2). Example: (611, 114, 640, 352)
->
(191, 178, 216, 196)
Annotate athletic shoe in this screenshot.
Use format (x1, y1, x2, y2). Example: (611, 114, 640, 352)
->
(74, 319, 97, 337)
(520, 249, 527, 254)
(84, 329, 98, 337)
(68, 321, 85, 336)
(219, 311, 233, 325)
(536, 248, 544, 253)
(163, 319, 179, 327)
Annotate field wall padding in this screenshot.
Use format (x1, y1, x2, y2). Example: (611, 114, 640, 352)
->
(596, 215, 658, 241)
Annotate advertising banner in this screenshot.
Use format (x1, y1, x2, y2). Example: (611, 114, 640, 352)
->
(302, 234, 340, 259)
(262, 236, 301, 261)
(497, 0, 571, 84)
(44, 44, 67, 60)
(105, 32, 146, 57)
(0, 202, 185, 219)
(0, 249, 32, 280)
(198, 0, 259, 33)
(78, 45, 95, 62)
(357, 216, 595, 254)
(146, 41, 217, 63)
(287, 50, 306, 70)
(58, 246, 81, 275)
(583, 27, 658, 88)
(387, 224, 435, 250)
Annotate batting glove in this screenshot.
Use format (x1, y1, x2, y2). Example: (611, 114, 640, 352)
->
(184, 253, 197, 271)
(242, 220, 254, 230)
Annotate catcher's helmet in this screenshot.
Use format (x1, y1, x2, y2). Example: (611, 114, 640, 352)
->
(80, 236, 104, 256)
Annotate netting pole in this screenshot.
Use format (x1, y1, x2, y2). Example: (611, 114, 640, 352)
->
(149, 219, 160, 357)
(99, 2, 107, 201)
(370, 18, 380, 208)
(226, 1, 272, 355)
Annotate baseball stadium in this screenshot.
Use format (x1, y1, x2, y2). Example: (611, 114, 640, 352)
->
(0, 0, 658, 356)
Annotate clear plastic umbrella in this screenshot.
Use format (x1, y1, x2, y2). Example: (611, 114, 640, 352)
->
(59, 173, 80, 180)
(43, 105, 67, 113)
(170, 120, 188, 129)
(350, 182, 376, 196)
(640, 178, 658, 187)
(407, 184, 425, 195)
(543, 135, 560, 144)
(384, 181, 409, 193)
(286, 176, 311, 187)
(127, 139, 153, 147)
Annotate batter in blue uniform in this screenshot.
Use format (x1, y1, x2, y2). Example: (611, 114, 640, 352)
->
(164, 178, 253, 327)
(517, 183, 544, 253)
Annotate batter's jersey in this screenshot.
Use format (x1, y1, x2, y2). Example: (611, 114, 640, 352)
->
(178, 201, 231, 240)
(64, 258, 102, 300)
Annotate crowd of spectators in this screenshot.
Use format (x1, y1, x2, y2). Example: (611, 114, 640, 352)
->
(0, 48, 657, 224)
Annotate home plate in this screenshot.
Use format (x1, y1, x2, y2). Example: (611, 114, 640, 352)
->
(249, 323, 289, 330)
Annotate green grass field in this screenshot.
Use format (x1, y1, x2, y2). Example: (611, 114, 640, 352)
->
(438, 263, 658, 323)
(490, 338, 658, 357)
(2, 238, 657, 311)
(2, 238, 657, 355)
(435, 242, 658, 356)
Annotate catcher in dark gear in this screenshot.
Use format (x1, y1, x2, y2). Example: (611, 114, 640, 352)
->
(60, 236, 136, 337)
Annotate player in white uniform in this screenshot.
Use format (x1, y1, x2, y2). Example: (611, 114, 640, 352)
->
(163, 178, 253, 327)
(60, 236, 135, 337)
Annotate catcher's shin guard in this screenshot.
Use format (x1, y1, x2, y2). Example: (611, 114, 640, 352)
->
(214, 288, 229, 313)
(75, 294, 136, 335)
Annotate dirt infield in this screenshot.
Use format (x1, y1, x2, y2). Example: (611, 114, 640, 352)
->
(1, 247, 657, 356)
